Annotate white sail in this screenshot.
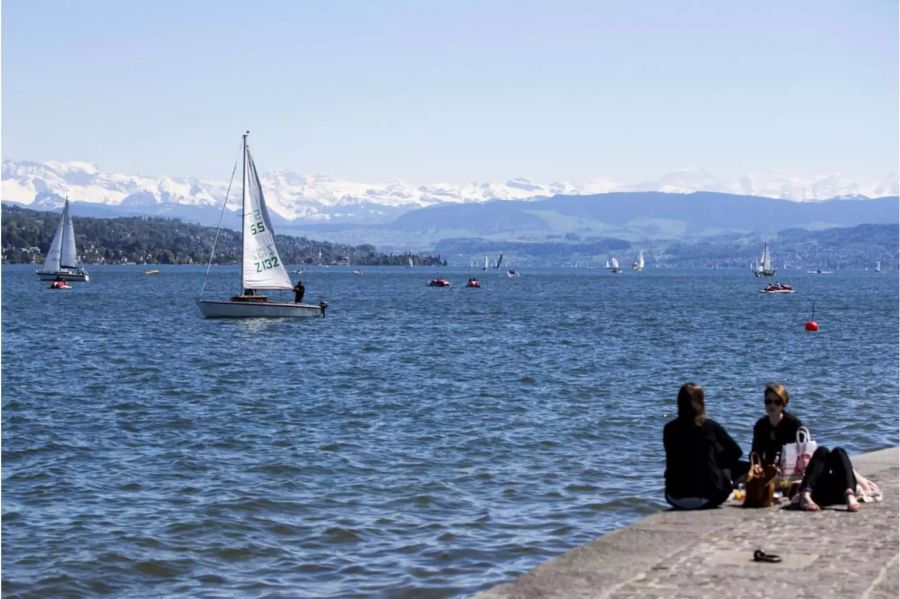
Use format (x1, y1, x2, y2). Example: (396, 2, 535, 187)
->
(633, 250, 644, 270)
(875, 260, 882, 272)
(60, 200, 79, 268)
(483, 256, 489, 270)
(605, 260, 610, 269)
(42, 198, 80, 271)
(760, 243, 773, 271)
(241, 146, 292, 290)
(610, 257, 620, 269)
(42, 202, 67, 272)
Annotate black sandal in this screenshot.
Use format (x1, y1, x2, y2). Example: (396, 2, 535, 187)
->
(753, 549, 782, 563)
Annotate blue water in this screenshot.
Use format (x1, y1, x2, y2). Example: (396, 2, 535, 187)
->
(3, 265, 898, 597)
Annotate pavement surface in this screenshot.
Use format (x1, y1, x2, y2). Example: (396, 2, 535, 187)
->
(476, 447, 898, 599)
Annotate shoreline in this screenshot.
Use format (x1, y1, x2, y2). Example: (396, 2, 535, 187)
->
(477, 447, 899, 598)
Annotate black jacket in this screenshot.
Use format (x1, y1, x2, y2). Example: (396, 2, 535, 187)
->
(663, 418, 742, 501)
(751, 412, 802, 465)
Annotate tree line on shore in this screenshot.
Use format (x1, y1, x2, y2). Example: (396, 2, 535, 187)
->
(0, 205, 445, 266)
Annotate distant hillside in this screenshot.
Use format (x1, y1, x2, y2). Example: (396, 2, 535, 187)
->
(435, 223, 899, 269)
(0, 204, 445, 266)
(391, 192, 900, 241)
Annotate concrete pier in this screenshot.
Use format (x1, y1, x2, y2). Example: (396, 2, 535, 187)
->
(477, 447, 898, 598)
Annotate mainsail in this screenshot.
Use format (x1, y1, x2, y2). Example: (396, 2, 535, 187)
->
(760, 243, 773, 272)
(241, 146, 292, 290)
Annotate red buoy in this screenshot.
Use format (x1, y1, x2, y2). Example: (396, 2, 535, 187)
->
(805, 321, 819, 332)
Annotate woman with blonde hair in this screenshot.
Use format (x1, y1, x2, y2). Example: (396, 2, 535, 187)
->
(751, 383, 802, 465)
(663, 383, 744, 509)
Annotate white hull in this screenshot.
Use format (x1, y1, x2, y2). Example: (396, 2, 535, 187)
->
(760, 289, 796, 294)
(198, 300, 325, 318)
(36, 269, 89, 282)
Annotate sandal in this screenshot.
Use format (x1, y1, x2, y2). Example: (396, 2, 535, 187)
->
(753, 549, 782, 563)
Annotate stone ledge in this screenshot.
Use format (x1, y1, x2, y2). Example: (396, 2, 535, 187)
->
(477, 447, 898, 599)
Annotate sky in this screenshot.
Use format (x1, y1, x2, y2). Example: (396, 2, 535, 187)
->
(2, 0, 897, 186)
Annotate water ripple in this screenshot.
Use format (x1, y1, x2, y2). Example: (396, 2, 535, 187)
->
(2, 265, 897, 596)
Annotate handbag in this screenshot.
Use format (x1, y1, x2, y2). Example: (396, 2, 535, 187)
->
(779, 426, 818, 484)
(744, 452, 778, 508)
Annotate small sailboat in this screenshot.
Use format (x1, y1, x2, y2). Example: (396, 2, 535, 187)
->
(610, 257, 622, 273)
(495, 253, 504, 269)
(875, 260, 882, 273)
(752, 243, 775, 277)
(483, 256, 489, 271)
(605, 259, 610, 269)
(36, 198, 89, 282)
(632, 251, 644, 271)
(407, 257, 414, 268)
(198, 132, 325, 318)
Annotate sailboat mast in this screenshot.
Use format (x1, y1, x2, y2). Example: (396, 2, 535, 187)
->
(240, 131, 248, 292)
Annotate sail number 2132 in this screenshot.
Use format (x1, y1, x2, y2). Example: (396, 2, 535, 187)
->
(255, 256, 280, 272)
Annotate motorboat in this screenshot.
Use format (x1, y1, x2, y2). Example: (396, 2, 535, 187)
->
(49, 279, 72, 290)
(144, 269, 160, 275)
(506, 269, 519, 278)
(807, 269, 831, 274)
(428, 278, 451, 287)
(352, 269, 363, 275)
(760, 282, 796, 294)
(466, 278, 481, 288)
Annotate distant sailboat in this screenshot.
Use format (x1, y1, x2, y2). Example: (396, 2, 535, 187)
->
(752, 243, 775, 277)
(632, 251, 644, 271)
(610, 257, 622, 273)
(483, 256, 489, 271)
(875, 260, 882, 272)
(495, 253, 504, 269)
(36, 198, 89, 282)
(198, 132, 325, 318)
(605, 259, 611, 269)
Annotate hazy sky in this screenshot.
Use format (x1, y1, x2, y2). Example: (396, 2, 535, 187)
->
(2, 0, 897, 185)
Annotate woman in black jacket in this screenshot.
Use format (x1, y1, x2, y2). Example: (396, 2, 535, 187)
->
(663, 382, 744, 509)
(751, 383, 802, 466)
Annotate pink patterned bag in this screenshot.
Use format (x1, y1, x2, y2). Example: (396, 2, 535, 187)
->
(779, 426, 817, 483)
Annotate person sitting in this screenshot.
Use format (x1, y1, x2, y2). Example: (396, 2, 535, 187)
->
(790, 447, 862, 512)
(663, 382, 744, 509)
(751, 383, 802, 466)
(293, 280, 305, 303)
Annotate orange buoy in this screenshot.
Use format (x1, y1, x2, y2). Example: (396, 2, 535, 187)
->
(805, 321, 819, 332)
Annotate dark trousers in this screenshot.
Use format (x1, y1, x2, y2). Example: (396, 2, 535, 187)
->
(801, 447, 856, 506)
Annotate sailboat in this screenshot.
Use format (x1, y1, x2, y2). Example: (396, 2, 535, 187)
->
(610, 257, 622, 273)
(36, 198, 89, 282)
(875, 260, 882, 272)
(605, 259, 610, 269)
(632, 250, 644, 271)
(495, 253, 504, 269)
(483, 256, 489, 271)
(752, 243, 776, 277)
(198, 133, 325, 318)
(407, 257, 414, 268)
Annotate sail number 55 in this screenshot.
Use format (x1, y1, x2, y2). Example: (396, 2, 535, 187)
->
(255, 257, 280, 272)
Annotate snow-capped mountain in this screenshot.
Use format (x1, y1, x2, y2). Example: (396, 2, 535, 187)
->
(2, 159, 896, 224)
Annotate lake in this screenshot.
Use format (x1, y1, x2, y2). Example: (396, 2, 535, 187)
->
(3, 264, 897, 597)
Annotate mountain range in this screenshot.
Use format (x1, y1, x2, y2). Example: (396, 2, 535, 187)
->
(2, 159, 897, 256)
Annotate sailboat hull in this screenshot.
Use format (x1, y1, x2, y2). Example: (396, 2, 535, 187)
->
(198, 300, 325, 318)
(36, 269, 89, 282)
